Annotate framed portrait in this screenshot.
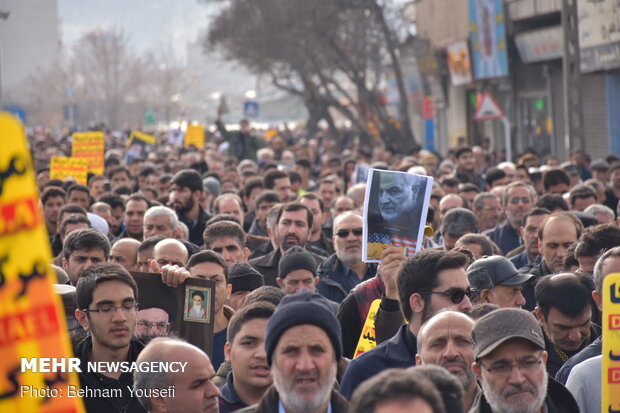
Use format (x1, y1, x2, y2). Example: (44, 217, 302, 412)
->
(184, 286, 212, 323)
(132, 272, 216, 358)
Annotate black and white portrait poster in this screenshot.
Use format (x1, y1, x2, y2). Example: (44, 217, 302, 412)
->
(363, 169, 433, 262)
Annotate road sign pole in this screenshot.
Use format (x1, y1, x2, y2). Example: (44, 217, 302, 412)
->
(501, 116, 512, 162)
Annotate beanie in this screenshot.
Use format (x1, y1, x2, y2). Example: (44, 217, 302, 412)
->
(228, 261, 264, 293)
(265, 291, 342, 365)
(278, 246, 317, 279)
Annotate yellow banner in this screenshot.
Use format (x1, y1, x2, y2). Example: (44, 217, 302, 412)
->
(128, 131, 156, 146)
(50, 157, 88, 185)
(71, 132, 104, 175)
(0, 113, 84, 412)
(354, 299, 381, 358)
(184, 124, 205, 148)
(603, 273, 620, 413)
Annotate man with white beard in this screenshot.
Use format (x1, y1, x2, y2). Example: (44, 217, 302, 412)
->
(236, 291, 348, 413)
(470, 308, 578, 413)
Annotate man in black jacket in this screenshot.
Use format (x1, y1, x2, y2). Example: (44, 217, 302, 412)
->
(169, 169, 211, 246)
(249, 202, 325, 286)
(74, 262, 146, 413)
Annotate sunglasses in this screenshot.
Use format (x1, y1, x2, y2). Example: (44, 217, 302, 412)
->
(419, 287, 472, 304)
(336, 228, 363, 238)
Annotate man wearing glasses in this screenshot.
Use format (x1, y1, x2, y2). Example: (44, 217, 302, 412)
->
(483, 181, 537, 255)
(340, 249, 473, 398)
(316, 211, 377, 303)
(134, 307, 171, 343)
(74, 262, 146, 413)
(471, 308, 578, 413)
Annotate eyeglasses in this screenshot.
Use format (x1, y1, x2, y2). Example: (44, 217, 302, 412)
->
(419, 287, 472, 304)
(509, 197, 531, 205)
(137, 321, 170, 330)
(83, 302, 139, 315)
(479, 353, 543, 376)
(336, 228, 363, 238)
(482, 206, 502, 212)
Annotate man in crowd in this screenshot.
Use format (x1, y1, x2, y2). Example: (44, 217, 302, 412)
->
(467, 255, 533, 308)
(226, 261, 264, 310)
(348, 368, 446, 413)
(415, 311, 478, 411)
(509, 208, 550, 270)
(67, 184, 91, 210)
(143, 206, 178, 239)
(249, 202, 325, 286)
(298, 193, 332, 255)
(316, 211, 377, 303)
(557, 247, 620, 384)
(471, 308, 578, 412)
(133, 337, 220, 413)
(242, 291, 348, 413)
(440, 208, 479, 250)
(108, 166, 132, 191)
(472, 192, 503, 232)
(42, 186, 66, 242)
(213, 193, 246, 225)
(534, 273, 600, 377)
(62, 228, 111, 285)
(340, 248, 473, 398)
(520, 212, 584, 308)
(118, 194, 150, 241)
(169, 169, 212, 246)
(74, 262, 146, 413)
(152, 238, 189, 268)
(110, 238, 140, 272)
(263, 170, 292, 203)
(454, 146, 483, 188)
(483, 181, 536, 255)
(248, 191, 280, 237)
(204, 221, 250, 267)
(219, 303, 275, 412)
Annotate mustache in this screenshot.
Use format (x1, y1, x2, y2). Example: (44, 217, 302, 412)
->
(503, 383, 537, 398)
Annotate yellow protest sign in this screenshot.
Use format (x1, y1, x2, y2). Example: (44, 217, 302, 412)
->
(353, 299, 381, 358)
(71, 131, 104, 175)
(50, 157, 88, 185)
(0, 112, 84, 412)
(603, 273, 620, 413)
(184, 124, 205, 148)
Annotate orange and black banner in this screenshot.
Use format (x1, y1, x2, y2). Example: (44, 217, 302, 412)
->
(0, 113, 84, 413)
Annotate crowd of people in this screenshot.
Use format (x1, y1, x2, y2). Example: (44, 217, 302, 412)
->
(31, 121, 620, 413)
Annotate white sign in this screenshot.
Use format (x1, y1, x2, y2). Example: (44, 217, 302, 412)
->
(474, 93, 504, 120)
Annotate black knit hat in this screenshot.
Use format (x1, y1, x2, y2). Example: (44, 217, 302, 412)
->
(228, 261, 264, 293)
(278, 246, 317, 279)
(265, 291, 342, 365)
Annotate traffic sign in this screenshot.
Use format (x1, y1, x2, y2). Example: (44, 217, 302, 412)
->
(244, 101, 259, 118)
(474, 93, 504, 121)
(144, 108, 156, 125)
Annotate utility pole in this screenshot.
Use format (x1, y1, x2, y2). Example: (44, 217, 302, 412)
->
(562, 0, 584, 153)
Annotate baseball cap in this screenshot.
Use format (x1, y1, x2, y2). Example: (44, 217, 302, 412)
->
(467, 256, 534, 291)
(473, 307, 545, 359)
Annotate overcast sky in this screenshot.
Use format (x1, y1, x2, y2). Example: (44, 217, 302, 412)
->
(59, 0, 218, 62)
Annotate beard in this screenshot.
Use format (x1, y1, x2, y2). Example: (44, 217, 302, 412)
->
(482, 372, 547, 413)
(173, 197, 194, 214)
(272, 362, 336, 413)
